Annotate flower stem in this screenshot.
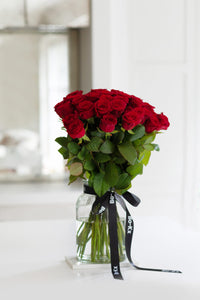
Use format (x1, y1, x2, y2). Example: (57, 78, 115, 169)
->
(76, 208, 125, 263)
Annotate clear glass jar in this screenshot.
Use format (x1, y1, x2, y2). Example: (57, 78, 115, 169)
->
(76, 188, 126, 264)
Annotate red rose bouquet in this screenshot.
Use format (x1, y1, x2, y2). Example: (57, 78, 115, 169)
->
(55, 89, 169, 196)
(54, 89, 170, 275)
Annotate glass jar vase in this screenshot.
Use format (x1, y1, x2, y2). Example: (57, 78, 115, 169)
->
(76, 187, 126, 264)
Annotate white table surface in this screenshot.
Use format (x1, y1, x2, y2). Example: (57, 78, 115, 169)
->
(0, 182, 200, 299)
(1, 218, 200, 300)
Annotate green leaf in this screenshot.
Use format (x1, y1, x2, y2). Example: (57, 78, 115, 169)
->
(58, 147, 69, 159)
(139, 150, 151, 166)
(144, 144, 154, 151)
(84, 160, 96, 171)
(87, 117, 95, 124)
(127, 125, 145, 142)
(116, 183, 132, 195)
(126, 163, 143, 178)
(110, 130, 119, 134)
(82, 135, 90, 142)
(77, 146, 88, 160)
(104, 162, 119, 186)
(100, 140, 115, 154)
(112, 131, 124, 144)
(152, 143, 160, 151)
(55, 137, 69, 149)
(67, 142, 80, 155)
(68, 175, 78, 185)
(69, 162, 83, 176)
(66, 157, 80, 166)
(93, 173, 110, 197)
(138, 132, 156, 145)
(128, 130, 135, 134)
(144, 133, 156, 144)
(113, 156, 126, 164)
(94, 153, 111, 163)
(115, 173, 132, 189)
(86, 137, 103, 152)
(85, 171, 90, 179)
(90, 130, 105, 138)
(117, 142, 137, 165)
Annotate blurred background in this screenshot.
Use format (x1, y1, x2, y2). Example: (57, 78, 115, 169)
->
(1, 0, 200, 227)
(1, 0, 200, 298)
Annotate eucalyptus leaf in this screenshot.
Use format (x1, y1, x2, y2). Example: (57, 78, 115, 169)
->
(69, 162, 83, 176)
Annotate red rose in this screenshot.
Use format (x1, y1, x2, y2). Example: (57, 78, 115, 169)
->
(65, 119, 85, 139)
(129, 95, 144, 108)
(157, 113, 170, 130)
(71, 95, 85, 106)
(144, 113, 161, 133)
(76, 100, 95, 119)
(62, 90, 84, 106)
(144, 112, 169, 133)
(111, 97, 127, 117)
(143, 102, 155, 112)
(122, 107, 145, 130)
(95, 95, 112, 117)
(62, 112, 79, 127)
(99, 114, 117, 132)
(63, 90, 83, 102)
(85, 89, 110, 102)
(111, 89, 131, 100)
(54, 101, 74, 118)
(141, 103, 155, 122)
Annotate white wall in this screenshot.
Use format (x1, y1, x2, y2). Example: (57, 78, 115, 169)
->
(90, 0, 200, 226)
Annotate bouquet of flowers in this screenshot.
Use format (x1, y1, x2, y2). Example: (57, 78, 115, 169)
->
(54, 89, 170, 278)
(55, 89, 169, 194)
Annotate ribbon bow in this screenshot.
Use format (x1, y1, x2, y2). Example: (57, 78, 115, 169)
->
(84, 185, 182, 280)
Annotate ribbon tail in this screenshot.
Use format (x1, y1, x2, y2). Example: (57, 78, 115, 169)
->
(116, 193, 182, 274)
(125, 216, 182, 273)
(108, 192, 123, 280)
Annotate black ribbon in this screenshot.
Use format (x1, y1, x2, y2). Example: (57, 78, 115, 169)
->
(84, 185, 182, 280)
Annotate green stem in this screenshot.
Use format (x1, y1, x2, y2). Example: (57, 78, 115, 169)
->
(76, 208, 125, 263)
